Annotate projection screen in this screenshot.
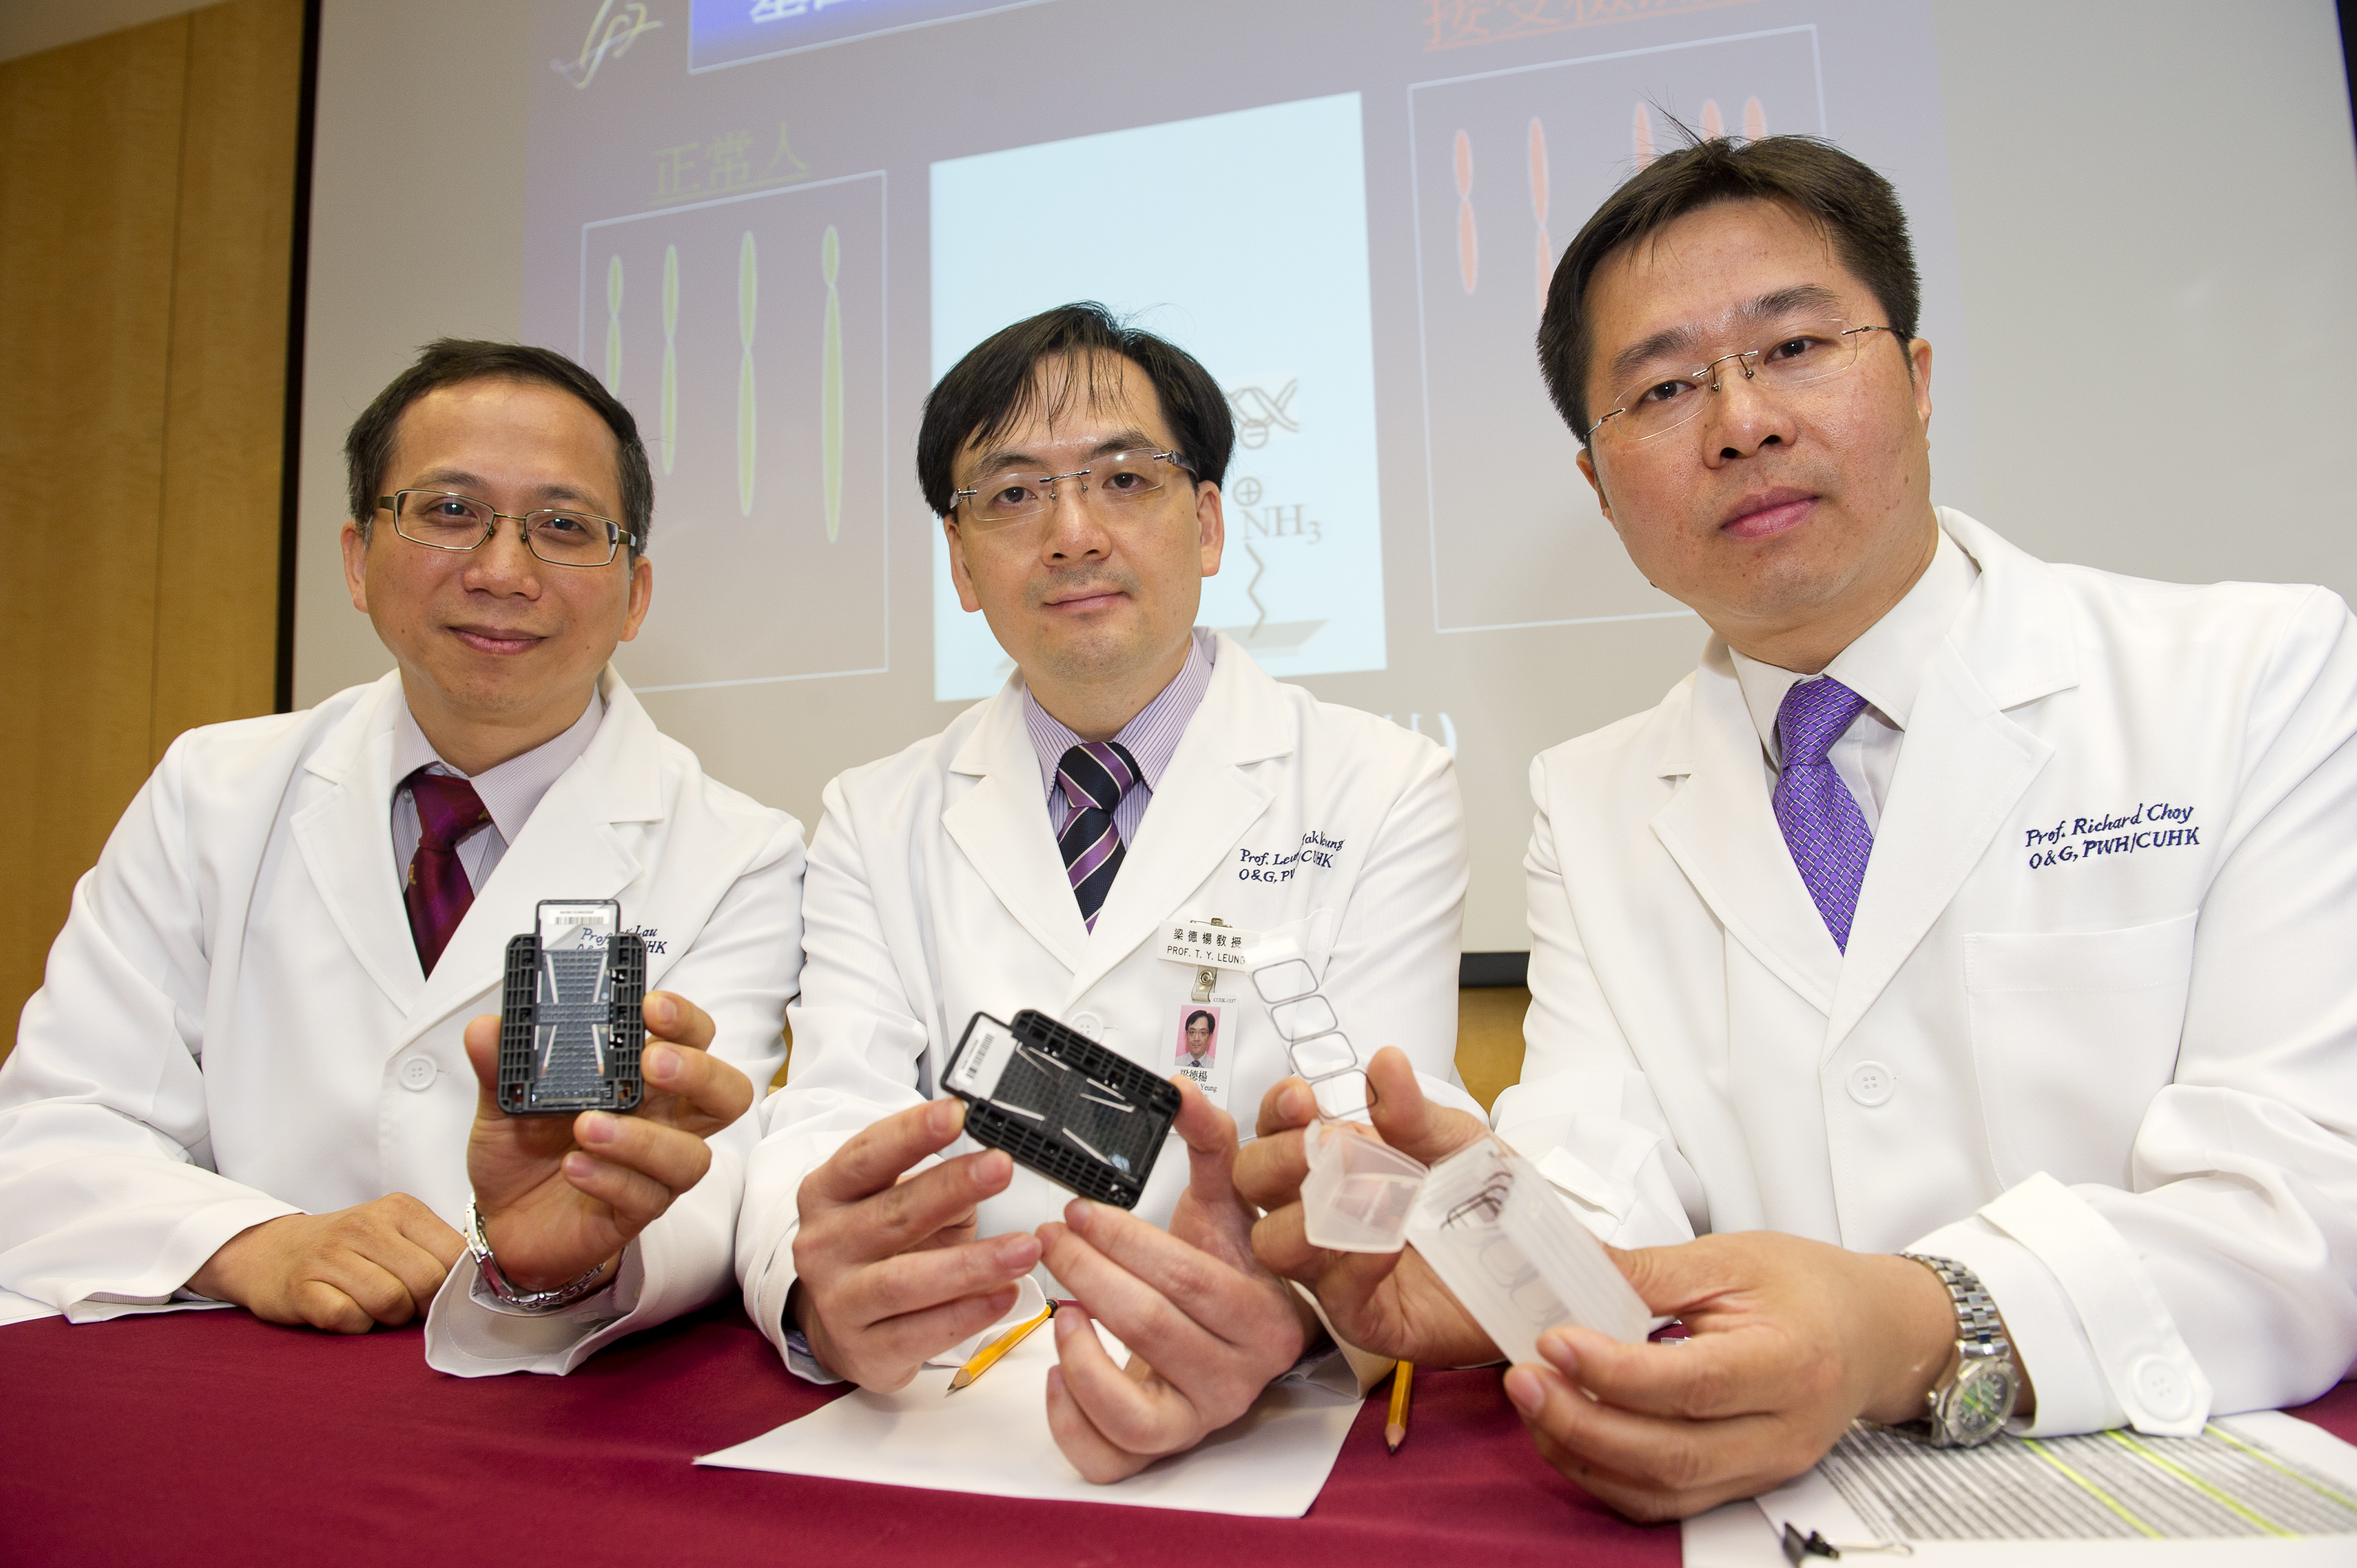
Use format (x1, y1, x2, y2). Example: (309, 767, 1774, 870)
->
(294, 0, 2357, 953)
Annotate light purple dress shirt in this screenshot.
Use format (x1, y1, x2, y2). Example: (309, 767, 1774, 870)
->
(390, 690, 606, 893)
(1021, 627, 1217, 847)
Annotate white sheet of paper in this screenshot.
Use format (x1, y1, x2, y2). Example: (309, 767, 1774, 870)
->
(697, 1319, 1361, 1517)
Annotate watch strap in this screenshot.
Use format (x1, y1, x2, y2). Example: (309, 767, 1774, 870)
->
(465, 1196, 613, 1314)
(1900, 1252, 2017, 1447)
(1902, 1252, 2012, 1367)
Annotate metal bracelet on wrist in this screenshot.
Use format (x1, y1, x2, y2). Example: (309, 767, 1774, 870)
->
(464, 1196, 613, 1314)
(1897, 1252, 2020, 1448)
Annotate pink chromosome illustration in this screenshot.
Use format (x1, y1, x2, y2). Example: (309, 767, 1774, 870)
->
(1701, 99, 1724, 139)
(1528, 117, 1551, 318)
(1744, 96, 1767, 141)
(1633, 102, 1655, 169)
(1454, 129, 1478, 294)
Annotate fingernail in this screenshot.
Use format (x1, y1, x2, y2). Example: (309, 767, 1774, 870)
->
(563, 1151, 596, 1180)
(1540, 1330, 1579, 1375)
(1065, 1198, 1096, 1230)
(1505, 1367, 1545, 1414)
(579, 1112, 619, 1145)
(649, 993, 676, 1029)
(643, 1044, 676, 1082)
(976, 1149, 1011, 1187)
(996, 1234, 1038, 1270)
(1054, 1306, 1082, 1342)
(932, 1099, 965, 1139)
(1282, 1082, 1310, 1122)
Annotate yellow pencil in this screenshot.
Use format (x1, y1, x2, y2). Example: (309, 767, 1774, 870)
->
(946, 1299, 1057, 1394)
(1386, 1361, 1415, 1453)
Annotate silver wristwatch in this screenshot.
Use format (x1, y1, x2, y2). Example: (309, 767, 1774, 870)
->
(464, 1196, 613, 1314)
(1897, 1253, 2019, 1447)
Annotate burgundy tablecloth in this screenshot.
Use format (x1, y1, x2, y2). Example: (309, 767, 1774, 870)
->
(5, 1302, 2351, 1567)
(0, 1300, 1668, 1566)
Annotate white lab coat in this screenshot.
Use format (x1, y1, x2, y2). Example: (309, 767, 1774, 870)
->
(0, 668, 804, 1374)
(1495, 509, 2357, 1437)
(736, 635, 1476, 1369)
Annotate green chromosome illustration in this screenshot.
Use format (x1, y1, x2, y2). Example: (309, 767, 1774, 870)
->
(737, 231, 757, 518)
(821, 224, 842, 544)
(604, 255, 624, 394)
(660, 244, 679, 475)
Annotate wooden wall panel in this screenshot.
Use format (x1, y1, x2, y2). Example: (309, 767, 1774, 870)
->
(153, 0, 302, 753)
(1457, 987, 1530, 1113)
(0, 0, 302, 1062)
(0, 19, 189, 1063)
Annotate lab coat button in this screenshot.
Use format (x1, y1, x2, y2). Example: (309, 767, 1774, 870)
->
(1069, 1013, 1104, 1040)
(2133, 1356, 2196, 1421)
(397, 1055, 436, 1091)
(1846, 1061, 1895, 1107)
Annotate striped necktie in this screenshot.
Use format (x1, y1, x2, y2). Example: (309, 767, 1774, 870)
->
(1056, 741, 1141, 932)
(403, 767, 491, 976)
(1772, 677, 1874, 952)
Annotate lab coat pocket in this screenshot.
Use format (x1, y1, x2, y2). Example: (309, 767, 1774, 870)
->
(1262, 908, 1342, 981)
(1965, 911, 2197, 1190)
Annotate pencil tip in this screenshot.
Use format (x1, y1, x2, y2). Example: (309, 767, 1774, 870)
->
(1385, 1425, 1404, 1453)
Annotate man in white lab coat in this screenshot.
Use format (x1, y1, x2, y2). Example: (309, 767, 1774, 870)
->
(736, 305, 1475, 1479)
(1242, 137, 2357, 1518)
(0, 341, 804, 1375)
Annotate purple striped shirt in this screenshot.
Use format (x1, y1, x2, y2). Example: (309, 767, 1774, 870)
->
(1023, 628, 1217, 847)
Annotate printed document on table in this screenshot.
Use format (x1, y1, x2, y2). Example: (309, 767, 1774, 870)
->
(1681, 1411, 2357, 1565)
(696, 1320, 1361, 1518)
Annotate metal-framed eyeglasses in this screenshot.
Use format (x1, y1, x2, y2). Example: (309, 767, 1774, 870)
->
(378, 490, 640, 568)
(1585, 319, 1896, 446)
(952, 448, 1195, 530)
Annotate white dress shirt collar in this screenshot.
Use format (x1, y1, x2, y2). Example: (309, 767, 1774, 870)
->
(392, 689, 606, 842)
(1730, 525, 1979, 766)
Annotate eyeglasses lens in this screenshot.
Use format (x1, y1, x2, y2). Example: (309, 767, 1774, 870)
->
(395, 492, 491, 547)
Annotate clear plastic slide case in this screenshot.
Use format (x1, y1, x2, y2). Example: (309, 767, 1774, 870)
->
(1300, 1123, 1652, 1362)
(944, 1010, 1182, 1210)
(1404, 1139, 1652, 1364)
(497, 899, 647, 1116)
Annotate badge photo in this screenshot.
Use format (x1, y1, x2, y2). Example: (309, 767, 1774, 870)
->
(1175, 1004, 1222, 1074)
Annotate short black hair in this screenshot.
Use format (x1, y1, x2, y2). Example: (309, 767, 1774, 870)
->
(1537, 135, 1921, 444)
(344, 338, 653, 557)
(1185, 1009, 1216, 1032)
(916, 303, 1234, 518)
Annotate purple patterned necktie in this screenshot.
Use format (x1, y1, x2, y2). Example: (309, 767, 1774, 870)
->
(403, 767, 491, 976)
(1773, 678, 1874, 952)
(1057, 741, 1141, 932)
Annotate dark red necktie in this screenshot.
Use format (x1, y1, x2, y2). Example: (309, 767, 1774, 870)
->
(403, 767, 491, 977)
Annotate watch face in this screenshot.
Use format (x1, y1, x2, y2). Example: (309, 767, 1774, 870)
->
(1943, 1358, 2021, 1446)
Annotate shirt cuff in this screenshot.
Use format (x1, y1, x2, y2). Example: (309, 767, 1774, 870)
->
(1912, 1172, 2210, 1437)
(423, 1248, 636, 1375)
(783, 1323, 847, 1386)
(1907, 1214, 2118, 1437)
